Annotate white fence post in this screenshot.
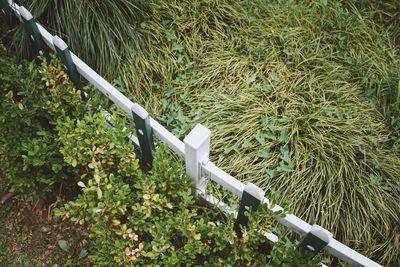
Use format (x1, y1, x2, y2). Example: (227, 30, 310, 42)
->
(184, 124, 211, 197)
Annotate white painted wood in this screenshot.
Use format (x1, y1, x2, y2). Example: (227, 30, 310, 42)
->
(127, 133, 139, 146)
(8, 0, 23, 23)
(309, 224, 333, 245)
(37, 23, 55, 51)
(263, 231, 279, 243)
(243, 183, 264, 201)
(131, 103, 149, 120)
(18, 6, 32, 20)
(184, 124, 211, 196)
(150, 118, 185, 158)
(202, 162, 245, 198)
(276, 214, 312, 236)
(204, 194, 237, 216)
(53, 35, 68, 51)
(326, 239, 382, 267)
(70, 53, 135, 116)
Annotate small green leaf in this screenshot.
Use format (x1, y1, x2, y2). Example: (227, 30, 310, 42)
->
(266, 169, 278, 178)
(279, 129, 289, 143)
(77, 181, 86, 188)
(58, 240, 69, 252)
(241, 140, 252, 149)
(277, 162, 294, 173)
(71, 159, 77, 167)
(256, 150, 270, 159)
(246, 74, 257, 84)
(254, 131, 265, 145)
(78, 248, 88, 259)
(280, 145, 290, 163)
(96, 187, 103, 199)
(94, 173, 100, 184)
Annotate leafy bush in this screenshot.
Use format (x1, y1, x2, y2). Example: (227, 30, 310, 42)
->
(54, 115, 320, 266)
(0, 46, 85, 198)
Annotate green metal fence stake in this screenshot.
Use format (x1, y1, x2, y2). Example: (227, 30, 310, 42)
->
(131, 104, 154, 172)
(0, 0, 19, 26)
(19, 6, 48, 58)
(298, 224, 332, 257)
(53, 36, 86, 102)
(234, 183, 265, 238)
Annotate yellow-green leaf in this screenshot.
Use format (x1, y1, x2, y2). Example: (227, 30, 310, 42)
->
(94, 173, 100, 184)
(71, 159, 77, 167)
(96, 187, 103, 199)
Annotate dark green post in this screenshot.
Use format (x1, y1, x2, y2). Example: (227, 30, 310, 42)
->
(0, 0, 19, 26)
(131, 104, 154, 172)
(298, 224, 332, 257)
(19, 6, 48, 58)
(53, 36, 86, 102)
(234, 183, 265, 238)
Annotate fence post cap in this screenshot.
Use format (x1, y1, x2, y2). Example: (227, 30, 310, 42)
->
(18, 6, 33, 21)
(243, 183, 265, 201)
(309, 224, 333, 243)
(184, 124, 211, 150)
(131, 103, 149, 120)
(53, 35, 68, 51)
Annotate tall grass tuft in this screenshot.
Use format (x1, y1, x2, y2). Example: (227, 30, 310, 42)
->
(14, 0, 152, 79)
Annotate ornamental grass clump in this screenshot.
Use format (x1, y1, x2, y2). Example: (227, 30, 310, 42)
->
(158, 1, 400, 265)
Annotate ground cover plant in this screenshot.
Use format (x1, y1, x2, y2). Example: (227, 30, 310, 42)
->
(0, 35, 326, 265)
(11, 0, 400, 265)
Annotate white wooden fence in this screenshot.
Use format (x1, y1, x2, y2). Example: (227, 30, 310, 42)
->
(0, 1, 382, 266)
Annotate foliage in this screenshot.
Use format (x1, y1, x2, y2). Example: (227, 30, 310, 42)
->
(14, 0, 150, 79)
(55, 134, 320, 266)
(0, 46, 85, 198)
(156, 1, 400, 264)
(5, 0, 400, 264)
(0, 45, 321, 265)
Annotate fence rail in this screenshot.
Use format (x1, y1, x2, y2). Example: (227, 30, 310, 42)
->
(0, 1, 382, 266)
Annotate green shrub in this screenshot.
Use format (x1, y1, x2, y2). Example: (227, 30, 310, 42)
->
(54, 119, 320, 266)
(0, 46, 85, 198)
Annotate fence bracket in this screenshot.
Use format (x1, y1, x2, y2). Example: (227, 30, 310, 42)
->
(19, 6, 48, 58)
(234, 183, 265, 238)
(53, 35, 86, 102)
(298, 224, 332, 257)
(131, 104, 154, 172)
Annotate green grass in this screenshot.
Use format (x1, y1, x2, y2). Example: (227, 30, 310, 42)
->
(9, 0, 400, 265)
